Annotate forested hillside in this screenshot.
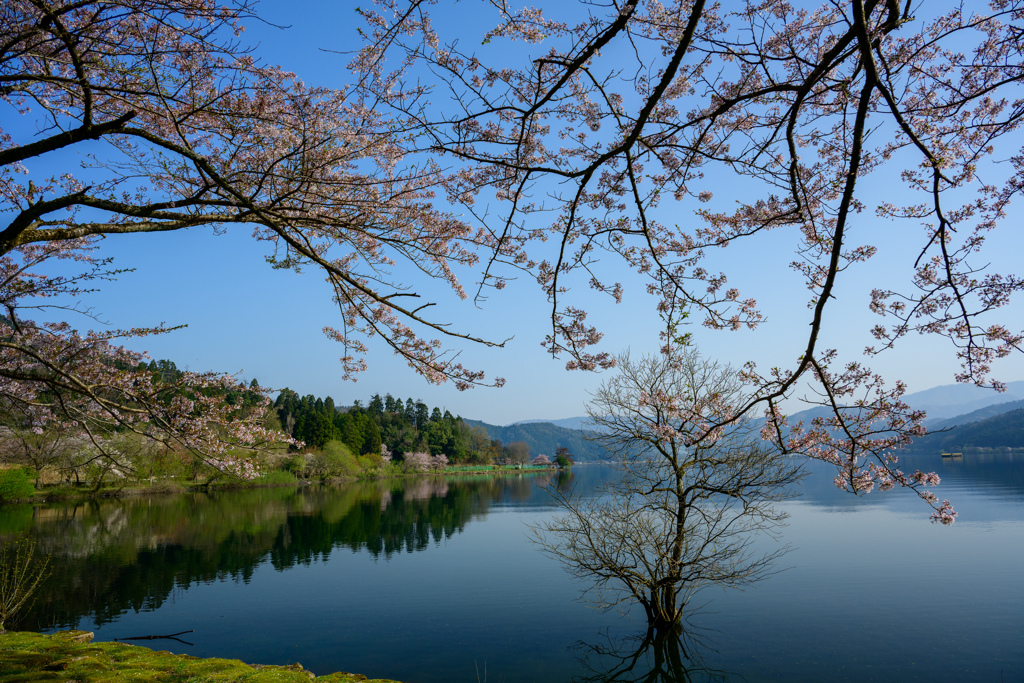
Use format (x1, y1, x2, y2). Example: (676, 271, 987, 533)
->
(273, 391, 587, 465)
(903, 407, 1024, 452)
(463, 420, 610, 462)
(922, 400, 1024, 432)
(753, 395, 1024, 455)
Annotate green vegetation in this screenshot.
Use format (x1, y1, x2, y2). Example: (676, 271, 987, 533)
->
(274, 391, 579, 468)
(464, 419, 606, 462)
(0, 356, 577, 501)
(0, 470, 33, 504)
(0, 538, 50, 632)
(253, 470, 301, 486)
(276, 390, 483, 463)
(0, 630, 400, 682)
(0, 358, 285, 499)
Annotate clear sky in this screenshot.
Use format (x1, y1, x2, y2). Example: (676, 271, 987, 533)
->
(32, 0, 1024, 426)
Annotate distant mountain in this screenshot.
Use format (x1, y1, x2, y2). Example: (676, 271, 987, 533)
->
(512, 416, 594, 431)
(923, 399, 1024, 432)
(463, 419, 610, 462)
(768, 392, 1024, 453)
(901, 380, 1024, 420)
(903, 406, 1024, 452)
(776, 382, 1024, 426)
(516, 382, 1024, 433)
(495, 382, 1024, 457)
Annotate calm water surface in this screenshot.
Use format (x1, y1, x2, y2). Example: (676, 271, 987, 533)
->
(4, 455, 1023, 682)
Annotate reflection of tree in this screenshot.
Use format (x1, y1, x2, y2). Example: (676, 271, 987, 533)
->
(488, 473, 540, 504)
(8, 476, 516, 631)
(269, 480, 488, 567)
(572, 628, 729, 683)
(554, 469, 577, 493)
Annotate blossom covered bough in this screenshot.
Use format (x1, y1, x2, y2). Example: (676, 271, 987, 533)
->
(0, 239, 283, 476)
(352, 0, 1024, 523)
(5, 0, 1022, 510)
(1, 0, 514, 476)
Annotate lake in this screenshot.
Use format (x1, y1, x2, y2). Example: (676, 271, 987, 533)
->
(4, 454, 1024, 682)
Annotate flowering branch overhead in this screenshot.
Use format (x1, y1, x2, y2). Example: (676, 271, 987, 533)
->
(1, 0, 518, 473)
(2, 0, 507, 392)
(354, 0, 1024, 520)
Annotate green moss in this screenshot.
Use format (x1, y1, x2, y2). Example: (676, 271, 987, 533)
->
(0, 631, 401, 683)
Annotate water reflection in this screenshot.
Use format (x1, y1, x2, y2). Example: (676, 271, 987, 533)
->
(788, 451, 1024, 519)
(3, 472, 557, 631)
(0, 458, 1020, 683)
(572, 628, 728, 683)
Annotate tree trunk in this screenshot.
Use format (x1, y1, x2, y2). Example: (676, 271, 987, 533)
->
(647, 585, 683, 635)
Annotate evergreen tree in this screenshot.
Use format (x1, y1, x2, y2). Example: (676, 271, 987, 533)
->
(268, 390, 487, 461)
(275, 389, 300, 435)
(424, 420, 452, 457)
(340, 413, 365, 455)
(362, 419, 382, 457)
(300, 412, 336, 450)
(369, 394, 384, 416)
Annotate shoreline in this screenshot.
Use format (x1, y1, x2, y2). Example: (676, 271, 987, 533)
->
(0, 630, 402, 682)
(0, 464, 567, 505)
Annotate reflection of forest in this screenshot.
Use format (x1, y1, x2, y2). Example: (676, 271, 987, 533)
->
(4, 473, 563, 631)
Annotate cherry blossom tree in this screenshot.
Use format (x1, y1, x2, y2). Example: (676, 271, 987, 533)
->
(353, 0, 1024, 520)
(1, 0, 508, 473)
(403, 450, 432, 472)
(7, 0, 1021, 510)
(430, 453, 449, 472)
(403, 451, 448, 472)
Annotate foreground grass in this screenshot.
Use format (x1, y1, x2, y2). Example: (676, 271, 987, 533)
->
(0, 631, 401, 682)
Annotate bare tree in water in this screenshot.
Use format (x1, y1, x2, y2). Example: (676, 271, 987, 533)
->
(535, 348, 803, 635)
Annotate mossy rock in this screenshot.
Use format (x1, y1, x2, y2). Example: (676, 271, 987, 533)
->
(0, 631, 401, 682)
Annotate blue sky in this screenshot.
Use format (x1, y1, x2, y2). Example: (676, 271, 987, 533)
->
(26, 0, 1024, 425)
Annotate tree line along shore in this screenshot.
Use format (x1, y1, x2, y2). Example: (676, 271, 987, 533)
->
(0, 363, 575, 504)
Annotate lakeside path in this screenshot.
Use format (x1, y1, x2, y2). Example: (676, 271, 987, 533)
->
(0, 631, 402, 682)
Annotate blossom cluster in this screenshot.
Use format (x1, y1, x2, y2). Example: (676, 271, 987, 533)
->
(403, 451, 449, 472)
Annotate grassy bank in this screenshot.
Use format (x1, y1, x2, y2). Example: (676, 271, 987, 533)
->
(0, 630, 400, 682)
